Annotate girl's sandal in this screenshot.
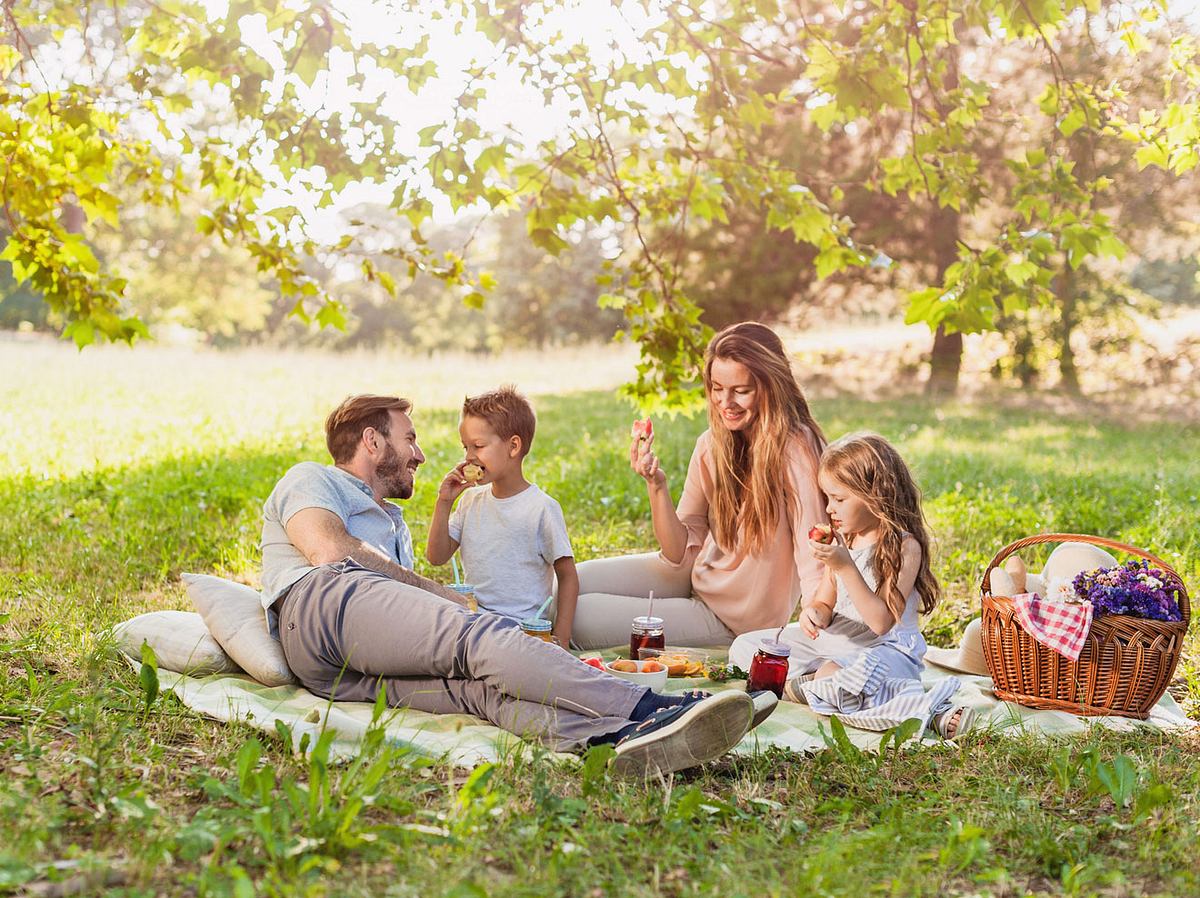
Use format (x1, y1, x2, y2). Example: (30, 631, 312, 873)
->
(932, 705, 976, 740)
(782, 673, 815, 705)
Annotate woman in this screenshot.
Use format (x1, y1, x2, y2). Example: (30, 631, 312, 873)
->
(570, 322, 830, 649)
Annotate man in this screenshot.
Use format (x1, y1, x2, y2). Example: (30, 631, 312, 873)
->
(261, 394, 768, 777)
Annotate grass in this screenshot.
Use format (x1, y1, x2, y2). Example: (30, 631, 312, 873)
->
(1, 339, 1198, 897)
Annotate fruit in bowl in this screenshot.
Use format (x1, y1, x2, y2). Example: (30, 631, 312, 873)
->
(808, 523, 834, 544)
(603, 657, 669, 689)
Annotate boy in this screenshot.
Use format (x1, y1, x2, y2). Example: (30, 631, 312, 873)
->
(426, 385, 578, 646)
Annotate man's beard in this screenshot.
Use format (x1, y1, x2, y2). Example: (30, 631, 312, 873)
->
(376, 443, 415, 499)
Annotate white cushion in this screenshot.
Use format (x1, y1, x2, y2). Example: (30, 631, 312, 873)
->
(184, 573, 296, 687)
(113, 610, 240, 675)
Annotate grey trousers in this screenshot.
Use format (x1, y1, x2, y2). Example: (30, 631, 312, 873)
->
(278, 560, 645, 751)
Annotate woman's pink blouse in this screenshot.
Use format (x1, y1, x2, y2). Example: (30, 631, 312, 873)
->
(663, 427, 828, 634)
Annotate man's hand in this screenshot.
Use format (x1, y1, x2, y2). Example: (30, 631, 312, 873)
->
(286, 507, 468, 607)
(798, 604, 832, 639)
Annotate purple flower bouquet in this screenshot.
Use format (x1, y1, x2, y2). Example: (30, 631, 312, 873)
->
(1071, 560, 1184, 622)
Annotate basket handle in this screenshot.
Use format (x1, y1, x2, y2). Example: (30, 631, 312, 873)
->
(980, 532, 1190, 624)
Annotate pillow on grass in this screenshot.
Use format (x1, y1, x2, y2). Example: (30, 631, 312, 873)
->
(113, 610, 240, 676)
(184, 573, 296, 687)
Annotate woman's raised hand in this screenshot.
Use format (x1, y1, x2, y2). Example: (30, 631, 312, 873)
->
(629, 429, 666, 486)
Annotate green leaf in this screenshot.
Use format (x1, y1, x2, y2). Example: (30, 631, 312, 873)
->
(315, 300, 347, 330)
(138, 641, 159, 711)
(1059, 107, 1087, 138)
(462, 291, 486, 310)
(1095, 755, 1137, 807)
(580, 744, 615, 799)
(1134, 144, 1169, 171)
(1004, 259, 1038, 286)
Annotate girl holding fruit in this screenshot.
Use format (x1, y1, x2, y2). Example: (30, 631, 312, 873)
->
(570, 321, 830, 649)
(729, 432, 972, 739)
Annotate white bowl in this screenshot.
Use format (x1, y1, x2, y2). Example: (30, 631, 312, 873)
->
(603, 659, 669, 691)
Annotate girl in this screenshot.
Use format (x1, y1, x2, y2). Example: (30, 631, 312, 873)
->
(729, 432, 973, 739)
(569, 321, 829, 649)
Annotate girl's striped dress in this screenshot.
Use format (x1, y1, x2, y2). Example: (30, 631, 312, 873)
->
(730, 541, 961, 732)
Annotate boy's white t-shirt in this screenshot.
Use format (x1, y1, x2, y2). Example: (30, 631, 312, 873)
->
(448, 483, 573, 621)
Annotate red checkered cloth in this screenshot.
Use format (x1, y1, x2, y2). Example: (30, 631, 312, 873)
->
(1011, 593, 1094, 661)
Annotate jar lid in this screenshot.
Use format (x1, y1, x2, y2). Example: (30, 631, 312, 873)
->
(521, 618, 552, 632)
(631, 615, 665, 629)
(759, 639, 792, 657)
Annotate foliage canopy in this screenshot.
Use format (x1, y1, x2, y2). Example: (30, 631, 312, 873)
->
(2, 0, 1197, 405)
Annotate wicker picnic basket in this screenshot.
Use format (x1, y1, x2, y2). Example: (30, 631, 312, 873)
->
(980, 533, 1190, 720)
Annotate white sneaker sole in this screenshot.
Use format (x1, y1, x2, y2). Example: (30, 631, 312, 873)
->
(749, 691, 779, 729)
(611, 691, 753, 779)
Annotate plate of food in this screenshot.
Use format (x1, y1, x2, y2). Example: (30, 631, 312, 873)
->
(637, 647, 710, 677)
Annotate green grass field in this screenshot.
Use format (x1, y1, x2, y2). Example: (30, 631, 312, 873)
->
(2, 340, 1198, 897)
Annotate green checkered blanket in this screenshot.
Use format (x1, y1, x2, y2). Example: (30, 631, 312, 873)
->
(130, 652, 1196, 766)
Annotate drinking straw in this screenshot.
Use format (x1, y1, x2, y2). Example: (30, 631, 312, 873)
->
(450, 554, 462, 586)
(647, 589, 655, 621)
(534, 594, 554, 620)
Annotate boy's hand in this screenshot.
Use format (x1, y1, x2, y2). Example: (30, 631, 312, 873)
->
(437, 462, 471, 504)
(808, 536, 853, 572)
(798, 604, 832, 639)
(629, 430, 666, 487)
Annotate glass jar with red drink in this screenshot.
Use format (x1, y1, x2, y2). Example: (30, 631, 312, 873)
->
(629, 616, 665, 660)
(747, 640, 791, 698)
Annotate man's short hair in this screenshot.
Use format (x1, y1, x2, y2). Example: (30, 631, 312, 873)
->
(325, 395, 412, 464)
(462, 385, 536, 458)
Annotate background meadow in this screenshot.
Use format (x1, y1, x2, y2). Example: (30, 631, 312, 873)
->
(1, 339, 1198, 897)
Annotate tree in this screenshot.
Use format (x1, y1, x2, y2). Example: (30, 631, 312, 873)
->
(2, 0, 1196, 405)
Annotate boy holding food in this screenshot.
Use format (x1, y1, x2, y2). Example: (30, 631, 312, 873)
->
(427, 385, 579, 647)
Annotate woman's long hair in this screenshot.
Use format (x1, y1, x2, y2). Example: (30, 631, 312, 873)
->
(704, 322, 827, 557)
(819, 432, 940, 619)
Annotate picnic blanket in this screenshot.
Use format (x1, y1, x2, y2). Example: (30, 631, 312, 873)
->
(125, 651, 1197, 766)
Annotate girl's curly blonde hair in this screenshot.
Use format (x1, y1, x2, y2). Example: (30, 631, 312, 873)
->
(820, 432, 940, 620)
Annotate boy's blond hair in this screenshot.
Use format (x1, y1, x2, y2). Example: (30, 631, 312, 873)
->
(462, 385, 536, 458)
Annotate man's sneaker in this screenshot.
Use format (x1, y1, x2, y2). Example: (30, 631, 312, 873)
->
(611, 690, 752, 778)
(748, 690, 779, 729)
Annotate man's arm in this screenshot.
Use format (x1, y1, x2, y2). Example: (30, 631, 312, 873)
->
(285, 507, 469, 607)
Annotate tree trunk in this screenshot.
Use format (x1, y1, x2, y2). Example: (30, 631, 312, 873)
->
(927, 326, 963, 397)
(925, 196, 963, 398)
(1057, 266, 1081, 395)
(924, 44, 963, 399)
